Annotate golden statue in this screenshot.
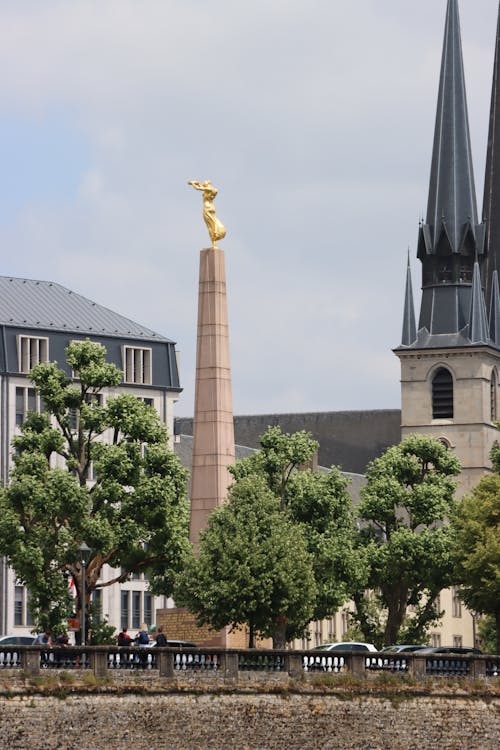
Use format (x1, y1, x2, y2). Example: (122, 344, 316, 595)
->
(188, 180, 227, 248)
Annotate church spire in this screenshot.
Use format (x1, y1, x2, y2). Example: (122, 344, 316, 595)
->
(423, 0, 478, 249)
(483, 3, 500, 309)
(401, 252, 417, 346)
(416, 0, 486, 338)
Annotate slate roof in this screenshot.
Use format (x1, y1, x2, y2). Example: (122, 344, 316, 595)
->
(483, 4, 500, 308)
(175, 410, 401, 476)
(423, 0, 480, 253)
(174, 434, 366, 505)
(406, 0, 499, 349)
(0, 276, 171, 342)
(401, 253, 417, 347)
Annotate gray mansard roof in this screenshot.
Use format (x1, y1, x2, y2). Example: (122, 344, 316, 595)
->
(175, 410, 401, 476)
(174, 434, 366, 504)
(0, 276, 171, 342)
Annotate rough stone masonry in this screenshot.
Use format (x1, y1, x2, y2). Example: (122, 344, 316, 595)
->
(0, 693, 498, 750)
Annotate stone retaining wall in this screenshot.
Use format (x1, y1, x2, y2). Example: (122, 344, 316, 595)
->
(0, 693, 498, 750)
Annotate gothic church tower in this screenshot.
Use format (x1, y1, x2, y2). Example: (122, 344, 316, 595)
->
(395, 0, 500, 495)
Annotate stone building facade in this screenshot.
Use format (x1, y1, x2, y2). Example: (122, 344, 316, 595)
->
(0, 275, 182, 638)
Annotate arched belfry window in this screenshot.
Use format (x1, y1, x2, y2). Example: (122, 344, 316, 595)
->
(432, 368, 453, 419)
(491, 370, 497, 422)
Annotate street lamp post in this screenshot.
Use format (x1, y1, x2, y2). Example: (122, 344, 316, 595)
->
(78, 542, 91, 646)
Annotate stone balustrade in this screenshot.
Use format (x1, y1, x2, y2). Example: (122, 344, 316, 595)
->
(0, 644, 498, 682)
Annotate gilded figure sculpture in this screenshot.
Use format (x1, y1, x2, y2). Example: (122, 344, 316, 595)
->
(188, 180, 227, 248)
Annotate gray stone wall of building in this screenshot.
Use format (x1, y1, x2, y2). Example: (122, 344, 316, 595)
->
(175, 410, 402, 474)
(0, 693, 497, 750)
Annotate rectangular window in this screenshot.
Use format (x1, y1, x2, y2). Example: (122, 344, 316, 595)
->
(14, 585, 33, 626)
(341, 611, 350, 636)
(144, 594, 152, 627)
(86, 393, 103, 407)
(452, 587, 462, 618)
(131, 591, 141, 629)
(18, 336, 48, 373)
(431, 633, 441, 648)
(123, 347, 152, 385)
(14, 586, 23, 626)
(314, 621, 322, 648)
(453, 635, 463, 648)
(15, 387, 42, 426)
(120, 591, 129, 630)
(68, 407, 78, 431)
(327, 617, 336, 641)
(15, 388, 26, 426)
(68, 393, 103, 434)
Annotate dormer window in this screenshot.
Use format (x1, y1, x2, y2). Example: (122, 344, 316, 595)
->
(123, 346, 152, 385)
(432, 367, 454, 419)
(17, 336, 49, 373)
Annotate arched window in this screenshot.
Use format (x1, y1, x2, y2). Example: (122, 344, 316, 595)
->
(491, 370, 497, 422)
(432, 368, 453, 419)
(438, 436, 451, 450)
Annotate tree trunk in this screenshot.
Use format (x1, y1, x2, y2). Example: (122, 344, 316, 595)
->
(496, 610, 500, 657)
(75, 569, 91, 645)
(248, 622, 255, 649)
(272, 616, 287, 650)
(383, 584, 408, 645)
(353, 591, 378, 644)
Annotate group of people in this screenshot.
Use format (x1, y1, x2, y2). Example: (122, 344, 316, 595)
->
(34, 631, 69, 647)
(116, 624, 168, 647)
(33, 624, 169, 649)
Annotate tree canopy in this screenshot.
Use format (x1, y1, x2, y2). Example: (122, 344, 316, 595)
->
(177, 426, 366, 647)
(0, 340, 190, 635)
(353, 433, 461, 646)
(176, 475, 317, 648)
(451, 473, 500, 654)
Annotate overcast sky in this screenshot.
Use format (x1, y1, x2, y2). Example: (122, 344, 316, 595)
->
(0, 0, 498, 417)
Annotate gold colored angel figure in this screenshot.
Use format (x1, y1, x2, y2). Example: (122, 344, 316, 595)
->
(188, 180, 227, 248)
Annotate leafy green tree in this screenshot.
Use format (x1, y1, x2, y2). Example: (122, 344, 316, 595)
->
(0, 340, 190, 636)
(178, 426, 366, 647)
(478, 615, 497, 656)
(176, 475, 317, 648)
(451, 473, 500, 654)
(230, 427, 367, 622)
(88, 602, 116, 645)
(353, 433, 460, 646)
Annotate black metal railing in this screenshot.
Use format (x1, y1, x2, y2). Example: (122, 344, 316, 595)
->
(239, 651, 285, 671)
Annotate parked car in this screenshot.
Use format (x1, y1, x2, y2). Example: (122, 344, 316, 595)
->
(0, 635, 35, 646)
(417, 646, 482, 655)
(379, 645, 427, 654)
(312, 641, 377, 652)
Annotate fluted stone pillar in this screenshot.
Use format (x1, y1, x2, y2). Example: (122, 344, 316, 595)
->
(189, 246, 235, 546)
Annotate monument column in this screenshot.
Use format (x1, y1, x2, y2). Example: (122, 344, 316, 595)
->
(188, 181, 235, 546)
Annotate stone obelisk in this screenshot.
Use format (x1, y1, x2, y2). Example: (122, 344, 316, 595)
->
(188, 181, 235, 546)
